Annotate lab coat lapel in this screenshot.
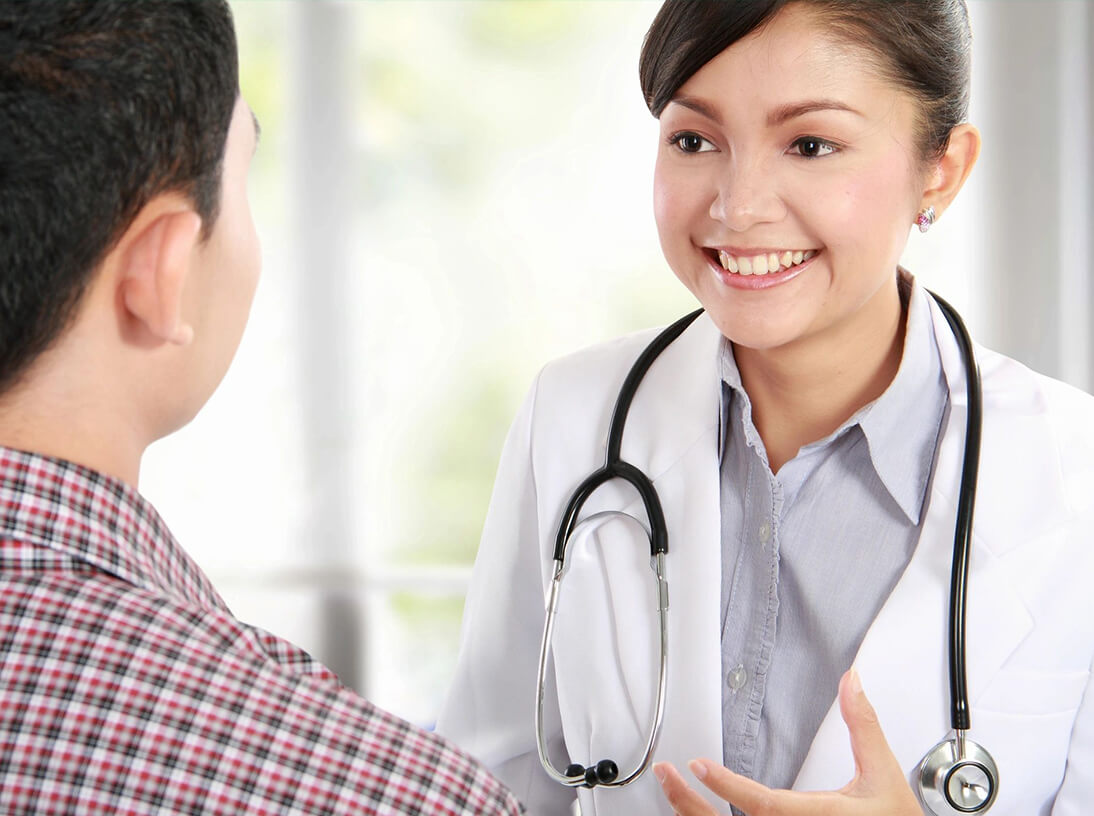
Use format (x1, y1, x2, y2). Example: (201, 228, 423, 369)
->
(580, 313, 726, 812)
(794, 293, 1036, 792)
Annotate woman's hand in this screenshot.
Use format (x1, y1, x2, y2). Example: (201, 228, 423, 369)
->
(654, 669, 922, 815)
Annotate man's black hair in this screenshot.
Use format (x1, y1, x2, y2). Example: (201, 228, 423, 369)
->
(0, 0, 239, 392)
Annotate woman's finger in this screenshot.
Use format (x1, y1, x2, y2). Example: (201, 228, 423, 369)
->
(686, 759, 841, 815)
(654, 762, 722, 815)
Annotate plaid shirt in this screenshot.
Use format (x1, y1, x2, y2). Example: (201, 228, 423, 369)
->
(0, 446, 524, 815)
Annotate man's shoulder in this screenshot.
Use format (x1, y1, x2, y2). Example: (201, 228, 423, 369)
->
(0, 553, 524, 815)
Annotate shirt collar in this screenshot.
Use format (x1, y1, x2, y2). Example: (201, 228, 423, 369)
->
(0, 445, 227, 611)
(856, 280, 948, 523)
(718, 275, 948, 524)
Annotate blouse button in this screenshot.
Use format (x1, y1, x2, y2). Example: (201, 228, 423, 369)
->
(727, 664, 748, 692)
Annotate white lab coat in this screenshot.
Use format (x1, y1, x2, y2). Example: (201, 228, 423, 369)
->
(437, 294, 1094, 816)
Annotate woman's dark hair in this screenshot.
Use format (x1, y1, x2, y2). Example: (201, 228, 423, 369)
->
(640, 0, 971, 162)
(0, 0, 239, 393)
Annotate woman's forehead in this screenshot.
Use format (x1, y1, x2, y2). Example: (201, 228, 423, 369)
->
(672, 5, 903, 117)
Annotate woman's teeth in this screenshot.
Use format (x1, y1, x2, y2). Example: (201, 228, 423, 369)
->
(717, 249, 817, 276)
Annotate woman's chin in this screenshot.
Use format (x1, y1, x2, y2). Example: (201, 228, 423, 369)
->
(703, 306, 815, 353)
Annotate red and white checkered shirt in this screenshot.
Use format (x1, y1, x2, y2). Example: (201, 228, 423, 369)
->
(0, 446, 524, 815)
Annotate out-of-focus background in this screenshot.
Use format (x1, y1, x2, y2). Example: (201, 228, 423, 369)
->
(141, 1, 1094, 728)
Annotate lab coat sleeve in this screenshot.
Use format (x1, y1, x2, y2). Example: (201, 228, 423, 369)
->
(1051, 654, 1094, 815)
(436, 372, 576, 816)
(1043, 377, 1094, 815)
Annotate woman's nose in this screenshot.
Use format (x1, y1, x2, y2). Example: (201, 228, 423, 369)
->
(708, 159, 786, 231)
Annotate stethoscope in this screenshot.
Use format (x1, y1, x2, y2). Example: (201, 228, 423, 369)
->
(535, 292, 999, 814)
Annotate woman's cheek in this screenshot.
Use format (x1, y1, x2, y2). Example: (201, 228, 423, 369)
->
(653, 167, 694, 254)
(838, 153, 921, 238)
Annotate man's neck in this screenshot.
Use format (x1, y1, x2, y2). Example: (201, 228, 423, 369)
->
(0, 367, 146, 487)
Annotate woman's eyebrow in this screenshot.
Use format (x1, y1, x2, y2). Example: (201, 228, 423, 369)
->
(668, 96, 864, 128)
(767, 99, 864, 126)
(667, 96, 723, 125)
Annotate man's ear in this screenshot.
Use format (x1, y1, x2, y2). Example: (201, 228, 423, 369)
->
(117, 200, 203, 346)
(920, 123, 982, 221)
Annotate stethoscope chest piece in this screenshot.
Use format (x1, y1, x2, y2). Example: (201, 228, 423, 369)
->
(918, 733, 999, 814)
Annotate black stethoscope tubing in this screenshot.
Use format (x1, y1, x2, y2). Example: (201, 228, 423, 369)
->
(933, 292, 981, 734)
(552, 307, 703, 563)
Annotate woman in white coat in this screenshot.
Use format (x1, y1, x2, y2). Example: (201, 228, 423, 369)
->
(437, 1, 1094, 814)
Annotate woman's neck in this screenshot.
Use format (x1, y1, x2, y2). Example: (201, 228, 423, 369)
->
(734, 280, 907, 474)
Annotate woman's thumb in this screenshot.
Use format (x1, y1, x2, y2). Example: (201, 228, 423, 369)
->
(838, 668, 903, 786)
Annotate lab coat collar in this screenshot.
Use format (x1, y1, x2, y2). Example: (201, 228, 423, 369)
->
(856, 282, 948, 525)
(613, 313, 724, 482)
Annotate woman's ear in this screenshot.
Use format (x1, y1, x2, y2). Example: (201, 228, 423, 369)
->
(117, 201, 203, 346)
(921, 123, 982, 220)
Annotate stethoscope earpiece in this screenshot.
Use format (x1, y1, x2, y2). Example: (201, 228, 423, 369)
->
(564, 760, 620, 788)
(918, 733, 999, 814)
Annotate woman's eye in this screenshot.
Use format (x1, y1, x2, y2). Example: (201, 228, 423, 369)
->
(790, 137, 837, 158)
(671, 132, 715, 154)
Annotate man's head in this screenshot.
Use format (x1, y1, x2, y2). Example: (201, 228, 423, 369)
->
(0, 0, 244, 395)
(0, 1, 260, 463)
